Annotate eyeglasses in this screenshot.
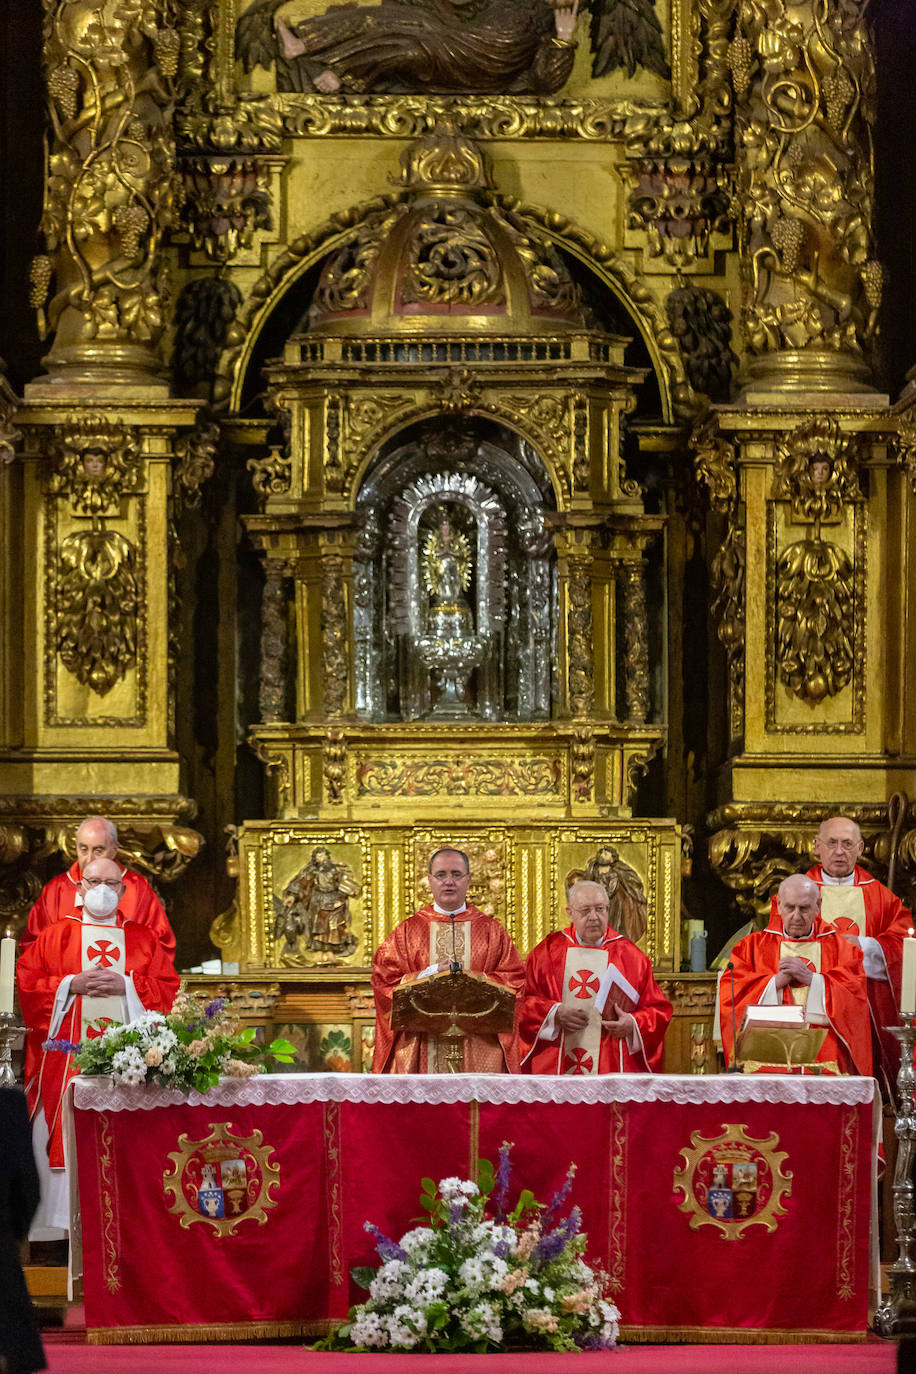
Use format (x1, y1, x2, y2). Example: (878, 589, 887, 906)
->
(570, 903, 609, 918)
(83, 878, 122, 889)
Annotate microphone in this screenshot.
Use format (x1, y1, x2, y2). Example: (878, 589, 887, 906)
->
(449, 912, 461, 974)
(726, 961, 742, 1073)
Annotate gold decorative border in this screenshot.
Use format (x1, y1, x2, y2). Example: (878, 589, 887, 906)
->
(322, 1101, 345, 1289)
(87, 1319, 330, 1345)
(836, 1105, 858, 1301)
(96, 1112, 121, 1294)
(765, 503, 866, 734)
(617, 1325, 867, 1345)
(468, 1099, 480, 1178)
(607, 1101, 628, 1294)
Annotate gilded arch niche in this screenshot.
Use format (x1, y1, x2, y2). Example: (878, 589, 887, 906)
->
(353, 417, 556, 722)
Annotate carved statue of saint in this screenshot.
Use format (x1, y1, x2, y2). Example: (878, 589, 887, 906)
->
(237, 0, 581, 95)
(566, 845, 648, 944)
(273, 846, 361, 965)
(423, 511, 472, 613)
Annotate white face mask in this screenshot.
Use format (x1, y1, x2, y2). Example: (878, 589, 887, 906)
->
(81, 884, 120, 919)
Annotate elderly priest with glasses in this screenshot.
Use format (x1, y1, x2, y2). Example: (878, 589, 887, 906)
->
(518, 880, 672, 1075)
(721, 873, 872, 1075)
(16, 857, 179, 1240)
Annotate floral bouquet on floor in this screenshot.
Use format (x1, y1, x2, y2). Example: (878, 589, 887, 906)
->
(47, 987, 295, 1092)
(322, 1144, 620, 1353)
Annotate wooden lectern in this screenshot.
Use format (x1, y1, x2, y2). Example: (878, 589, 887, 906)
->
(390, 970, 518, 1073)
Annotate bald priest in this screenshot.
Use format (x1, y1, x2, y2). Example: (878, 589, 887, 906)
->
(519, 880, 672, 1075)
(21, 815, 175, 959)
(722, 874, 872, 1075)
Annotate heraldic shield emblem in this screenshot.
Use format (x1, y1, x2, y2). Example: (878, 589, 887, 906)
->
(163, 1122, 280, 1236)
(672, 1125, 792, 1239)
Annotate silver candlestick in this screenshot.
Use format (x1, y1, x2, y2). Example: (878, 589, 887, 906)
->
(0, 1009, 25, 1087)
(874, 1014, 916, 1337)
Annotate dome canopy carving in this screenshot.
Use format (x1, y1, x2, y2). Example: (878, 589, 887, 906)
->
(305, 121, 588, 338)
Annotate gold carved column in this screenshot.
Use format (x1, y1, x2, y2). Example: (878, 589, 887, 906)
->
(731, 0, 881, 396)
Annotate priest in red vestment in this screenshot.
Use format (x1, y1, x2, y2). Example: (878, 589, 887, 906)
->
(20, 815, 175, 959)
(767, 816, 909, 1094)
(372, 847, 524, 1073)
(519, 881, 672, 1075)
(725, 873, 872, 1075)
(17, 858, 179, 1236)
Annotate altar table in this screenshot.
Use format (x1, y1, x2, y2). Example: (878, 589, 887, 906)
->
(69, 1072, 879, 1344)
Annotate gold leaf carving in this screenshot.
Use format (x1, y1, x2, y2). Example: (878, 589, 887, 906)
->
(776, 538, 854, 704)
(356, 757, 561, 798)
(55, 528, 138, 695)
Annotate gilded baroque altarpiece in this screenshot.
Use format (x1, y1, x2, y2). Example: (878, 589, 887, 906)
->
(1, 0, 915, 1070)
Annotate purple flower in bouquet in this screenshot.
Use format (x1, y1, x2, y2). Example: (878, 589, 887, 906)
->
(534, 1206, 581, 1263)
(365, 1222, 408, 1262)
(493, 1140, 512, 1221)
(42, 1038, 81, 1053)
(204, 998, 226, 1019)
(541, 1162, 576, 1231)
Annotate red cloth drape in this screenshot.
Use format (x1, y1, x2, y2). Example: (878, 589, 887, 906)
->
(72, 1076, 874, 1341)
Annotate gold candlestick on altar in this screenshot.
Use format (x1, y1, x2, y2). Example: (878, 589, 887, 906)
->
(874, 1014, 916, 1337)
(390, 971, 517, 1074)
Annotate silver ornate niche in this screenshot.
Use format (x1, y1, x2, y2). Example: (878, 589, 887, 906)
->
(354, 422, 555, 721)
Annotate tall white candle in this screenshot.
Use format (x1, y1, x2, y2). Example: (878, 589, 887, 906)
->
(901, 929, 916, 1017)
(0, 930, 15, 1016)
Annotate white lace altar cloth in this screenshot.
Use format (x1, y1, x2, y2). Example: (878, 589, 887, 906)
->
(71, 1070, 877, 1113)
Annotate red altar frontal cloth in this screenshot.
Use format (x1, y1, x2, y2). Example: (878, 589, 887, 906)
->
(70, 1073, 878, 1343)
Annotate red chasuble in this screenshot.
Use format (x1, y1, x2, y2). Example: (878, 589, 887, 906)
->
(767, 865, 909, 1090)
(518, 925, 672, 1075)
(720, 914, 872, 1076)
(17, 915, 179, 1165)
(21, 862, 175, 959)
(371, 904, 524, 1074)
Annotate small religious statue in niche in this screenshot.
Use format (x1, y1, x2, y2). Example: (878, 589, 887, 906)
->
(236, 0, 668, 95)
(566, 845, 648, 943)
(273, 845, 362, 966)
(416, 504, 486, 717)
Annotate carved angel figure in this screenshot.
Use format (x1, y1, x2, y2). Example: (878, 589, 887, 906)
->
(236, 0, 668, 96)
(566, 845, 648, 943)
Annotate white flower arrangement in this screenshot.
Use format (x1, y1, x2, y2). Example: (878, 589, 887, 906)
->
(321, 1145, 620, 1354)
(45, 987, 294, 1092)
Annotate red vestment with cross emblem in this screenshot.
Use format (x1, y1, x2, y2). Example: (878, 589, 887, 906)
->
(17, 914, 179, 1165)
(720, 913, 872, 1075)
(518, 924, 672, 1074)
(21, 861, 175, 958)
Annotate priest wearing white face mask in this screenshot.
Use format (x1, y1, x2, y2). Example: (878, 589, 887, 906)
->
(16, 858, 179, 1238)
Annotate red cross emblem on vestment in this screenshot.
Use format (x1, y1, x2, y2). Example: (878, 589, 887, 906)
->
(564, 1047, 594, 1075)
(831, 917, 860, 934)
(85, 1017, 115, 1040)
(88, 940, 121, 968)
(568, 968, 600, 1000)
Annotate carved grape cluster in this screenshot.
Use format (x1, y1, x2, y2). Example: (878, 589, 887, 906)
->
(28, 255, 52, 308)
(154, 27, 180, 78)
(770, 216, 804, 274)
(113, 205, 149, 261)
(728, 35, 752, 97)
(822, 70, 854, 136)
(47, 63, 79, 121)
(861, 260, 883, 310)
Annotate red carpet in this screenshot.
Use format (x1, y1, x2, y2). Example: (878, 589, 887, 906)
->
(39, 1341, 896, 1373)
